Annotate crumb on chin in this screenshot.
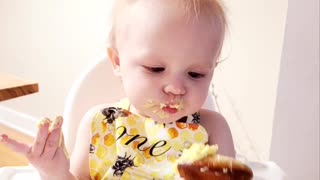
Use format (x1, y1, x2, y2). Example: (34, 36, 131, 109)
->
(152, 109, 169, 119)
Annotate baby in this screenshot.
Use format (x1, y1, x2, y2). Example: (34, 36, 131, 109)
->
(1, 0, 235, 179)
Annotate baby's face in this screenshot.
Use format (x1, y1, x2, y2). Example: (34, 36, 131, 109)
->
(112, 1, 220, 123)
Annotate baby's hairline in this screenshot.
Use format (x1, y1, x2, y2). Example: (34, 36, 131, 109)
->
(108, 0, 227, 44)
(108, 0, 227, 49)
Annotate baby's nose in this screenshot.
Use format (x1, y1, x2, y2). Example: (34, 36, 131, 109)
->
(163, 83, 186, 96)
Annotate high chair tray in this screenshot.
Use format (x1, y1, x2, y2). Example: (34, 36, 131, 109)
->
(0, 161, 285, 180)
(0, 166, 40, 180)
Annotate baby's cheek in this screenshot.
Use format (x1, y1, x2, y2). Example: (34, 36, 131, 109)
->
(187, 89, 208, 109)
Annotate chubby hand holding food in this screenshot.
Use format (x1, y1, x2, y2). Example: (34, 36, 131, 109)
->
(0, 116, 73, 180)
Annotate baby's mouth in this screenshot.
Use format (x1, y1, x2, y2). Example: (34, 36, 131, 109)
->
(160, 103, 180, 114)
(143, 99, 184, 118)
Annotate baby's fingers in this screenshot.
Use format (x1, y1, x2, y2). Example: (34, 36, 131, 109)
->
(31, 118, 51, 156)
(0, 134, 31, 155)
(55, 133, 70, 160)
(42, 116, 63, 159)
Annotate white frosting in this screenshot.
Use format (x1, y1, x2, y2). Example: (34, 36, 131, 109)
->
(177, 143, 218, 164)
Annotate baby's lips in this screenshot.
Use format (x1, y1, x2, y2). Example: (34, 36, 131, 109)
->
(162, 106, 178, 114)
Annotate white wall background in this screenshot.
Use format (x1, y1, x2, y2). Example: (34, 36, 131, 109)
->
(213, 0, 288, 162)
(0, 0, 318, 178)
(269, 0, 319, 179)
(0, 0, 113, 119)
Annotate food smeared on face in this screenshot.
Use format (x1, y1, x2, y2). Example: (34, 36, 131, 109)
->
(143, 99, 184, 119)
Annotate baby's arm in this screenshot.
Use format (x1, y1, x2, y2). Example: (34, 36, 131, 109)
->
(70, 104, 110, 180)
(199, 109, 235, 157)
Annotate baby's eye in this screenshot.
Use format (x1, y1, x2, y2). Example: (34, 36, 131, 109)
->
(188, 72, 205, 79)
(143, 66, 165, 73)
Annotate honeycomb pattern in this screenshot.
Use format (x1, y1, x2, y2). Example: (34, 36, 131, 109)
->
(89, 99, 208, 179)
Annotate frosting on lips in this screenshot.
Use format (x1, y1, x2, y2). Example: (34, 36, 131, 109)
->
(160, 103, 182, 114)
(162, 106, 178, 114)
(143, 99, 184, 118)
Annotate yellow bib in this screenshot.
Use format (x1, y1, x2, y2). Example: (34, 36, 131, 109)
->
(89, 98, 208, 180)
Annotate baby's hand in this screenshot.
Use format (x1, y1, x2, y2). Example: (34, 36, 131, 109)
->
(0, 116, 70, 179)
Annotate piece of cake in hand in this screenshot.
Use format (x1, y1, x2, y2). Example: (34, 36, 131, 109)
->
(177, 144, 253, 180)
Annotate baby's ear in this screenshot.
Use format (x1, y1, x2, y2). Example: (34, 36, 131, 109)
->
(107, 47, 121, 76)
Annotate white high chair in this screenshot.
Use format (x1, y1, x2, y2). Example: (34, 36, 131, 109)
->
(62, 54, 124, 154)
(0, 54, 284, 179)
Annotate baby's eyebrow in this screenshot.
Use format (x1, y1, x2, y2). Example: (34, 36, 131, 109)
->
(133, 52, 162, 62)
(191, 64, 215, 72)
(139, 58, 169, 68)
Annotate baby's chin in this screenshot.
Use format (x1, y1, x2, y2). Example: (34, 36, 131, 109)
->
(144, 111, 187, 124)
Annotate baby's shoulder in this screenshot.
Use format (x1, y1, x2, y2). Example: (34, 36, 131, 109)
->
(199, 109, 225, 122)
(199, 109, 228, 132)
(199, 109, 235, 156)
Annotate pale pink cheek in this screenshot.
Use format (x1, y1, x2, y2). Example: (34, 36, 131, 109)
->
(185, 93, 207, 111)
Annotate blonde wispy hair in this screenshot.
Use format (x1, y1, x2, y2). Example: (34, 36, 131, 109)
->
(108, 0, 227, 59)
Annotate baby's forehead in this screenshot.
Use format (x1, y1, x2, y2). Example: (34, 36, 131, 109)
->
(111, 0, 225, 60)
